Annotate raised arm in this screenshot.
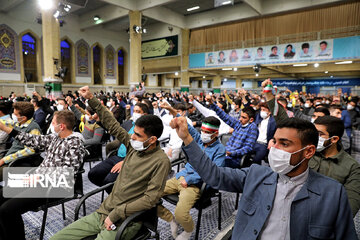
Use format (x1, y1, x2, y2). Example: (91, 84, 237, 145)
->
(79, 86, 130, 149)
(261, 79, 289, 124)
(169, 116, 247, 192)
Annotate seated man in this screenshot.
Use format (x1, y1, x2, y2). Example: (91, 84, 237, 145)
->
(312, 116, 360, 216)
(253, 102, 276, 164)
(0, 102, 11, 152)
(51, 86, 170, 240)
(0, 110, 85, 240)
(87, 103, 149, 191)
(31, 97, 46, 128)
(206, 95, 258, 168)
(171, 115, 357, 240)
(158, 110, 225, 239)
(263, 79, 360, 217)
(0, 102, 41, 181)
(67, 96, 104, 146)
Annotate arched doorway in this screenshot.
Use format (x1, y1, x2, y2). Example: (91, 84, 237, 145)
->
(60, 40, 72, 83)
(93, 45, 103, 85)
(22, 33, 37, 82)
(118, 49, 124, 85)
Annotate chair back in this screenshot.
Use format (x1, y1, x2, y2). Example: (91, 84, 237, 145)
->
(220, 134, 232, 146)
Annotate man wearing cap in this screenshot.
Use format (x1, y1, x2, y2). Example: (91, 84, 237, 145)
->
(157, 103, 226, 240)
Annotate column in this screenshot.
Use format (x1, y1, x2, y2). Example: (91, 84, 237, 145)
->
(42, 10, 62, 98)
(180, 28, 190, 92)
(236, 77, 243, 90)
(129, 10, 142, 86)
(213, 75, 221, 94)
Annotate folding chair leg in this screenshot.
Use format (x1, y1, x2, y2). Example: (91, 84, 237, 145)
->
(195, 208, 203, 240)
(62, 203, 66, 220)
(218, 193, 222, 230)
(235, 193, 240, 210)
(89, 161, 92, 169)
(83, 202, 86, 216)
(40, 207, 48, 240)
(101, 190, 105, 202)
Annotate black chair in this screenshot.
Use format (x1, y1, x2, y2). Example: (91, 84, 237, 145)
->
(84, 130, 111, 169)
(7, 152, 86, 240)
(162, 182, 222, 240)
(219, 133, 232, 146)
(170, 150, 187, 173)
(74, 182, 160, 240)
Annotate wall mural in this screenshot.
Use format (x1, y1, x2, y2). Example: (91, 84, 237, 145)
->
(0, 24, 18, 72)
(105, 45, 115, 77)
(75, 39, 90, 75)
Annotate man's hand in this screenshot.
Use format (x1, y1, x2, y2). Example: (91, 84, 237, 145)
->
(79, 86, 94, 100)
(226, 151, 231, 156)
(261, 78, 275, 101)
(125, 104, 131, 110)
(166, 148, 173, 158)
(0, 121, 12, 134)
(179, 177, 188, 188)
(205, 95, 213, 105)
(160, 102, 177, 116)
(152, 101, 158, 109)
(169, 117, 192, 145)
(32, 91, 41, 101)
(0, 159, 5, 167)
(104, 216, 114, 231)
(110, 161, 123, 173)
(65, 96, 73, 106)
(188, 95, 194, 101)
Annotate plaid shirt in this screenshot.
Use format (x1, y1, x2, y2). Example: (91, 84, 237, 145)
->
(210, 104, 258, 165)
(14, 131, 85, 172)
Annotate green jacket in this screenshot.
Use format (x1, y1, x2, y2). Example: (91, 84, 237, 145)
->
(309, 147, 360, 217)
(88, 97, 170, 223)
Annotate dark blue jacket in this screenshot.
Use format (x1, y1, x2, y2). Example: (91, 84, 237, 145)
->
(183, 140, 357, 240)
(254, 114, 277, 143)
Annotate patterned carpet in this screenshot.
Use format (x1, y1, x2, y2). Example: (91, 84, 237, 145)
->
(22, 162, 238, 240)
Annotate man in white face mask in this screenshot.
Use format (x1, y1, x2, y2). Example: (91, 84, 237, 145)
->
(52, 86, 170, 240)
(170, 114, 357, 240)
(158, 103, 226, 239)
(0, 102, 41, 180)
(310, 116, 360, 217)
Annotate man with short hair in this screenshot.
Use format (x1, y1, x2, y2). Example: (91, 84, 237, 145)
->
(0, 102, 41, 180)
(312, 116, 360, 216)
(51, 86, 170, 239)
(170, 114, 357, 240)
(0, 110, 85, 240)
(158, 104, 225, 239)
(31, 97, 46, 128)
(206, 95, 258, 168)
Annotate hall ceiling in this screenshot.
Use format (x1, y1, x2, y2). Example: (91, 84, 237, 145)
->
(1, 0, 350, 31)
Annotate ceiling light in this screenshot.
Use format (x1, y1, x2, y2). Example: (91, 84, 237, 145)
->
(175, 72, 178, 76)
(187, 6, 200, 12)
(314, 63, 319, 68)
(38, 0, 53, 10)
(293, 64, 308, 67)
(142, 28, 147, 34)
(222, 1, 232, 5)
(223, 78, 227, 81)
(203, 76, 206, 79)
(330, 75, 334, 78)
(222, 68, 232, 71)
(233, 68, 238, 71)
(335, 61, 352, 64)
(53, 10, 60, 18)
(93, 15, 100, 21)
(255, 73, 259, 77)
(64, 4, 71, 12)
(325, 71, 328, 74)
(24, 51, 28, 55)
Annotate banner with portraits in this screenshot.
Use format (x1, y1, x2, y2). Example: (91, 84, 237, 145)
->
(204, 39, 333, 67)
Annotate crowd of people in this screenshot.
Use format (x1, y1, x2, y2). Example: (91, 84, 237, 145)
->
(0, 79, 359, 239)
